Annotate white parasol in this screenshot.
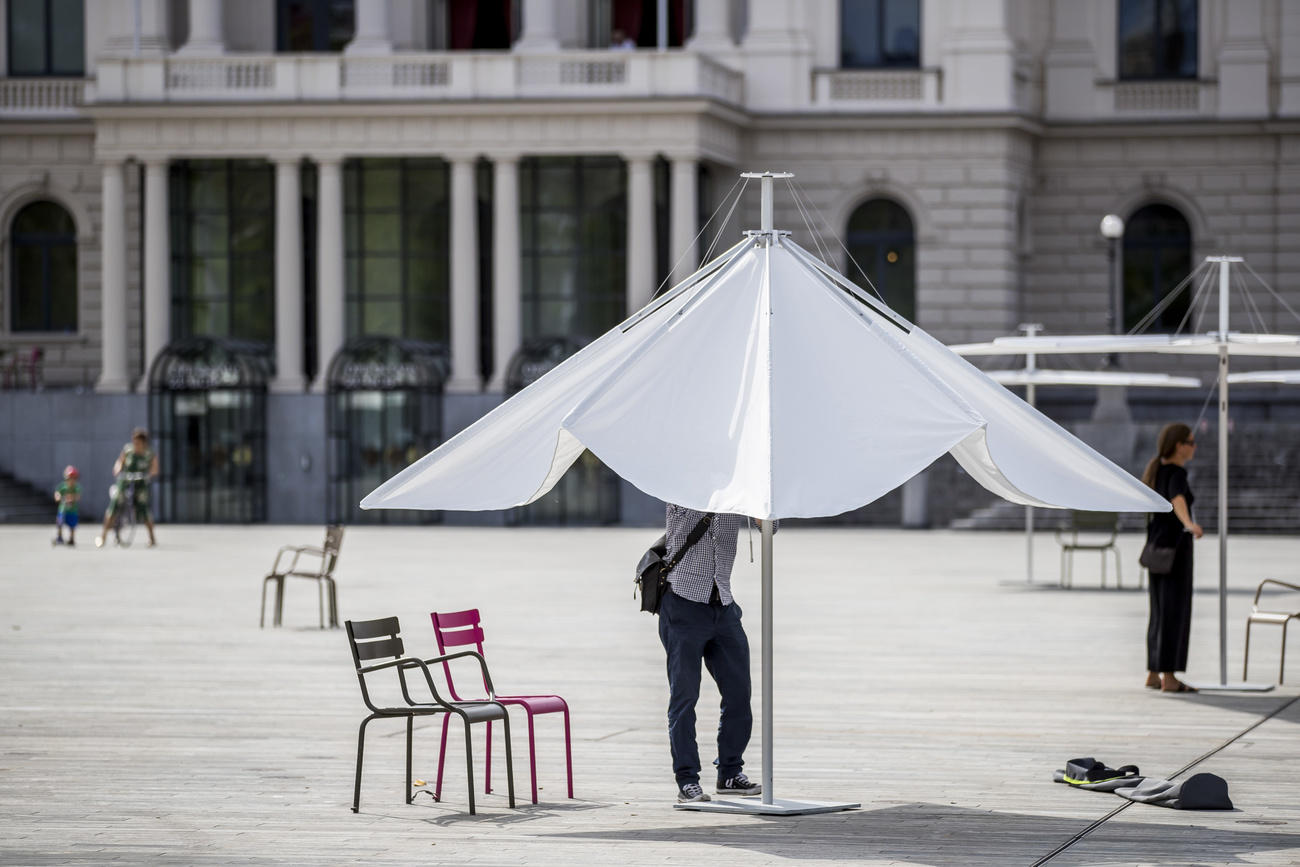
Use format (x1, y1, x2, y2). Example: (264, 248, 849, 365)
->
(363, 173, 1169, 813)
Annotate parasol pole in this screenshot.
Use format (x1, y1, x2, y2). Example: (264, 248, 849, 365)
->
(760, 518, 774, 806)
(1019, 323, 1043, 583)
(1214, 256, 1234, 685)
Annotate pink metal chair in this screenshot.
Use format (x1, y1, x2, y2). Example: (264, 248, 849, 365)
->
(430, 609, 573, 804)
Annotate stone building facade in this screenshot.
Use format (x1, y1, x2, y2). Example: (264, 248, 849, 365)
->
(1, 0, 1297, 525)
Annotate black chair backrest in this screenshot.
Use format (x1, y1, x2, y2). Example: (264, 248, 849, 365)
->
(346, 617, 406, 712)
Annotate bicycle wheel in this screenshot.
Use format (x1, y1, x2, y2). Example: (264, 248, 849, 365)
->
(116, 489, 137, 548)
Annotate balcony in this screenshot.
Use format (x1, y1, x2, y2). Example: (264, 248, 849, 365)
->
(1099, 79, 1217, 117)
(89, 51, 744, 107)
(811, 67, 942, 111)
(0, 77, 87, 119)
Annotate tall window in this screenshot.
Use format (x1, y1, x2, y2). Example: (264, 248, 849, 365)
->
(344, 158, 450, 342)
(447, 0, 516, 49)
(277, 0, 355, 51)
(170, 160, 276, 343)
(1118, 0, 1197, 80)
(845, 198, 916, 322)
(841, 0, 920, 69)
(608, 0, 688, 48)
(9, 201, 77, 332)
(519, 156, 627, 341)
(1123, 203, 1192, 332)
(7, 0, 84, 76)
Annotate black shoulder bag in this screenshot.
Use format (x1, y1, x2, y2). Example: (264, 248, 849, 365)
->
(635, 514, 712, 615)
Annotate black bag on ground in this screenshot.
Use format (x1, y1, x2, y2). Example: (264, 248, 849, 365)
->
(1139, 540, 1176, 573)
(635, 514, 711, 614)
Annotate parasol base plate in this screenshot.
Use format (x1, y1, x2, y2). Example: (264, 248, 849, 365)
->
(674, 797, 860, 816)
(1183, 680, 1275, 693)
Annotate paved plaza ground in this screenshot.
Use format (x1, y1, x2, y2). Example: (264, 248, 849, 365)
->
(1, 524, 1298, 866)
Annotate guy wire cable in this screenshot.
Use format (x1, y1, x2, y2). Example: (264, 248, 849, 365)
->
(1032, 693, 1300, 866)
(787, 177, 891, 306)
(650, 175, 747, 301)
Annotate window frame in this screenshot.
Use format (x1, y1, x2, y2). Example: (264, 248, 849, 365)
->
(275, 0, 356, 52)
(6, 0, 85, 77)
(8, 199, 79, 334)
(1117, 0, 1199, 82)
(169, 160, 277, 344)
(840, 0, 921, 70)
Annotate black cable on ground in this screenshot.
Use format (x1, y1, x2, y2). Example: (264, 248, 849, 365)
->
(1031, 693, 1300, 866)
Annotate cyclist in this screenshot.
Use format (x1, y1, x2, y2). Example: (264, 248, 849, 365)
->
(96, 427, 160, 548)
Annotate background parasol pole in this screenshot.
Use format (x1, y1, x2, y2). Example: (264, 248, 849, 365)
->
(1216, 256, 1232, 685)
(1020, 323, 1043, 584)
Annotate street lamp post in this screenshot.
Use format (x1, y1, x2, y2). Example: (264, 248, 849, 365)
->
(1100, 214, 1125, 367)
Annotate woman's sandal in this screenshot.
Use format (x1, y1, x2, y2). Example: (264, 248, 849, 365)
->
(1161, 681, 1197, 693)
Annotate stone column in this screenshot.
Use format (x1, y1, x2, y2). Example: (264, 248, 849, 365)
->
(514, 0, 559, 51)
(669, 156, 698, 288)
(625, 155, 655, 315)
(346, 0, 393, 54)
(686, 0, 732, 53)
(97, 161, 130, 393)
(1217, 0, 1270, 118)
(178, 0, 226, 55)
(448, 157, 480, 392)
(142, 160, 170, 380)
(314, 158, 345, 392)
(489, 156, 521, 392)
(1044, 0, 1098, 120)
(273, 159, 306, 393)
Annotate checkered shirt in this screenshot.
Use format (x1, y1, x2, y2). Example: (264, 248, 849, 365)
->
(664, 504, 752, 605)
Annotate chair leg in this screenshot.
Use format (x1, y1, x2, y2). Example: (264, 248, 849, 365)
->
(434, 714, 450, 803)
(1243, 619, 1254, 680)
(274, 578, 285, 627)
(326, 577, 339, 628)
(484, 719, 493, 794)
(562, 706, 574, 799)
(463, 716, 476, 815)
(1114, 547, 1122, 589)
(317, 579, 326, 630)
(405, 716, 414, 804)
(526, 711, 539, 804)
(1100, 550, 1106, 589)
(500, 708, 516, 808)
(1281, 621, 1289, 685)
(260, 577, 268, 627)
(353, 715, 376, 813)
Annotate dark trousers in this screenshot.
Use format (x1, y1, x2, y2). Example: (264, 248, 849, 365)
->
(1147, 538, 1194, 672)
(658, 590, 752, 786)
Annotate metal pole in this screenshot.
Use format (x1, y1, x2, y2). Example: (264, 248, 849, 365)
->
(760, 518, 774, 805)
(657, 0, 668, 50)
(1106, 237, 1121, 368)
(760, 176, 773, 231)
(1019, 323, 1043, 584)
(1216, 257, 1229, 686)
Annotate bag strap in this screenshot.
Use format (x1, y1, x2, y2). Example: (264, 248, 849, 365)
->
(666, 514, 712, 574)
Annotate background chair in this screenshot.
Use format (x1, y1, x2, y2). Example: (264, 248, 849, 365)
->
(260, 525, 344, 628)
(1243, 578, 1300, 683)
(345, 616, 515, 815)
(431, 609, 573, 805)
(1056, 511, 1124, 588)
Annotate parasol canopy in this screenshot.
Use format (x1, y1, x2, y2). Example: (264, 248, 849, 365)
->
(362, 238, 1169, 519)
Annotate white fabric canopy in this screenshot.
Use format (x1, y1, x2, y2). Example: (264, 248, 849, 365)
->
(986, 370, 1201, 387)
(951, 333, 1300, 358)
(1227, 370, 1300, 384)
(363, 235, 1168, 519)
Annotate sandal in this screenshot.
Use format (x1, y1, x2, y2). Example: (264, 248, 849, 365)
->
(1161, 681, 1197, 693)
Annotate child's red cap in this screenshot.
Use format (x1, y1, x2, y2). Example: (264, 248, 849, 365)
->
(64, 465, 79, 478)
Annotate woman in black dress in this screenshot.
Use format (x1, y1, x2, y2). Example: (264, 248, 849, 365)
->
(1141, 422, 1203, 693)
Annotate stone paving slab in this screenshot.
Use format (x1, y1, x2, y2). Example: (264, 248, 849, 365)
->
(1, 525, 1297, 866)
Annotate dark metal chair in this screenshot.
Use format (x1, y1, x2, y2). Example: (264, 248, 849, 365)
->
(260, 525, 344, 628)
(1243, 578, 1300, 683)
(345, 617, 516, 814)
(1056, 511, 1125, 588)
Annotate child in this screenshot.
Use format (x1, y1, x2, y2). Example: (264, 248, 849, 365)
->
(54, 465, 81, 546)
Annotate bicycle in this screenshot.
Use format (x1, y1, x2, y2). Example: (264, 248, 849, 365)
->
(110, 472, 150, 548)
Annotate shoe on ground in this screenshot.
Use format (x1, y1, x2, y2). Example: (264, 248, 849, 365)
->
(94, 536, 105, 548)
(717, 773, 761, 795)
(677, 782, 711, 803)
(67, 539, 75, 547)
(53, 537, 64, 546)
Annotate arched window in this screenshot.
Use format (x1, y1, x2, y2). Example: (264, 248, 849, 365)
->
(1123, 203, 1192, 332)
(1118, 0, 1197, 80)
(845, 198, 916, 322)
(841, 0, 920, 69)
(10, 200, 77, 332)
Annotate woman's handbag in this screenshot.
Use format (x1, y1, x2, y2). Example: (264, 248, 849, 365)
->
(1139, 540, 1176, 573)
